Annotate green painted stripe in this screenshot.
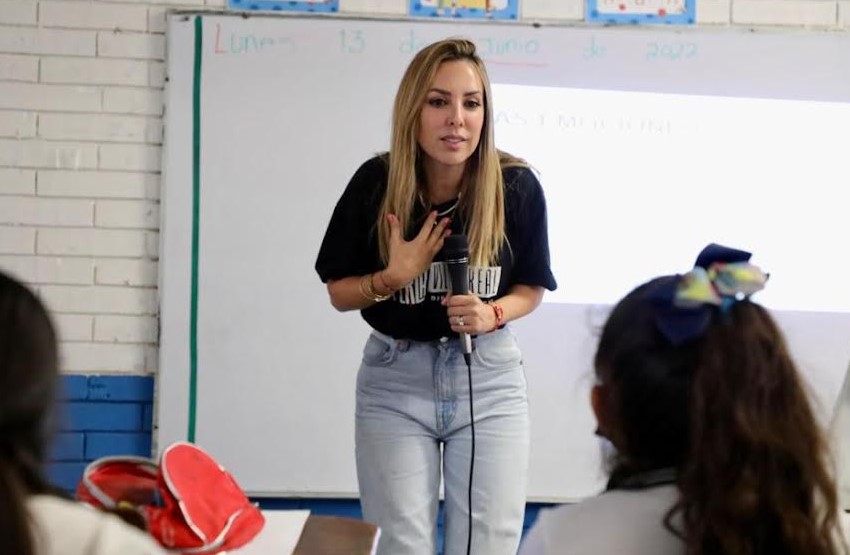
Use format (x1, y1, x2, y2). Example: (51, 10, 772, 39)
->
(189, 15, 203, 443)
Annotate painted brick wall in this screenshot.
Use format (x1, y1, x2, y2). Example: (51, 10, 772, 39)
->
(47, 374, 154, 492)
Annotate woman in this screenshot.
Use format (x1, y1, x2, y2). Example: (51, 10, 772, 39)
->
(0, 270, 165, 554)
(520, 244, 847, 555)
(315, 38, 556, 554)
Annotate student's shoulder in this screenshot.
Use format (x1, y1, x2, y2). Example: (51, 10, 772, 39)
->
(524, 486, 680, 554)
(540, 485, 677, 527)
(28, 495, 166, 555)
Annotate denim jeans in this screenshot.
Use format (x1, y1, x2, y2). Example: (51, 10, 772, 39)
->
(355, 327, 530, 555)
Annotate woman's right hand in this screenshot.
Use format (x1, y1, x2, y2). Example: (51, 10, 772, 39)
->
(382, 211, 451, 290)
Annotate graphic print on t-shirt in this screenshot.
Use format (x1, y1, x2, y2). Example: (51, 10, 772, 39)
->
(395, 262, 502, 305)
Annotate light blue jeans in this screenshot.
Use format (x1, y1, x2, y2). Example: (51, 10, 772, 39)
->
(355, 327, 530, 555)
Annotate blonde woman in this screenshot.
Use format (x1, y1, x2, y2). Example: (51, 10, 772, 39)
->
(316, 38, 556, 555)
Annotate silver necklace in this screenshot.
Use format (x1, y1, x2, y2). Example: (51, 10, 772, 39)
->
(436, 199, 460, 217)
(419, 191, 461, 217)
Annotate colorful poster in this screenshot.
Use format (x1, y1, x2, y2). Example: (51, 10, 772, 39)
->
(586, 0, 695, 24)
(409, 0, 519, 20)
(228, 0, 338, 13)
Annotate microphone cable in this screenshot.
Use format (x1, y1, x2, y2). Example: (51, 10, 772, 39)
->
(442, 234, 476, 554)
(464, 350, 475, 555)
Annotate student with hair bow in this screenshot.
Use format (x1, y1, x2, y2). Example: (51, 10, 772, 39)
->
(520, 244, 848, 555)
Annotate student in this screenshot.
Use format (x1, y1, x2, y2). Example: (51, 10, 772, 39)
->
(0, 270, 165, 554)
(315, 38, 556, 554)
(520, 244, 847, 555)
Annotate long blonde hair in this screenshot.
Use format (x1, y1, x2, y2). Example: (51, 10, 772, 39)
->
(378, 38, 523, 267)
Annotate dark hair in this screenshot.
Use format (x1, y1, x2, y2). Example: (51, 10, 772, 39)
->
(0, 271, 58, 554)
(595, 275, 845, 555)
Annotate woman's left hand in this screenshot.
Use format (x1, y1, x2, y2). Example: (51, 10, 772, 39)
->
(443, 294, 496, 335)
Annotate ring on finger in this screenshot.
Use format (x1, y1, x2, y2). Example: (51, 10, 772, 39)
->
(457, 316, 464, 327)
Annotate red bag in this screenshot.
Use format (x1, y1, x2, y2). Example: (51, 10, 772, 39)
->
(77, 442, 265, 554)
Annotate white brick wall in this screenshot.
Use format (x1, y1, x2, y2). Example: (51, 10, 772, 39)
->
(102, 87, 163, 116)
(41, 57, 150, 86)
(0, 83, 101, 112)
(0, 0, 843, 376)
(98, 31, 166, 60)
(0, 138, 98, 168)
(96, 258, 158, 286)
(59, 341, 147, 372)
(37, 228, 149, 257)
(94, 314, 158, 343)
(0, 111, 37, 138)
(0, 27, 96, 56)
(0, 226, 36, 254)
(99, 144, 161, 172)
(94, 199, 160, 229)
(39, 1, 149, 32)
(0, 168, 35, 194)
(38, 170, 158, 199)
(53, 313, 94, 342)
(39, 284, 157, 315)
(39, 113, 161, 143)
(0, 196, 93, 226)
(0, 255, 94, 284)
(0, 1, 38, 26)
(0, 54, 38, 81)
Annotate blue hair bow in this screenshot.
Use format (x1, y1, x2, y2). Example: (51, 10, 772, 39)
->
(652, 244, 768, 345)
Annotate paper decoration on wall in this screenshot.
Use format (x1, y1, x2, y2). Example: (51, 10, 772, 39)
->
(228, 0, 338, 13)
(586, 0, 695, 24)
(409, 0, 519, 20)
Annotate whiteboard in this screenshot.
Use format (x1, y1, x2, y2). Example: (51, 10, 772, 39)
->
(159, 13, 850, 500)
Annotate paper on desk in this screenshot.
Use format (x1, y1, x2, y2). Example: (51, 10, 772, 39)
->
(230, 510, 310, 555)
(370, 528, 381, 555)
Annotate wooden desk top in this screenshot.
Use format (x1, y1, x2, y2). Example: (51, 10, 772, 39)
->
(294, 515, 379, 555)
(232, 512, 379, 555)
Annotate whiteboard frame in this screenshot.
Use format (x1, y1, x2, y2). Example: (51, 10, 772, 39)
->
(159, 12, 850, 500)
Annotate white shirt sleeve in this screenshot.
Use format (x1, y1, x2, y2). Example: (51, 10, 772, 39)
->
(28, 495, 166, 555)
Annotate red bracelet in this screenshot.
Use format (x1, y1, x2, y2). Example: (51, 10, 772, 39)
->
(489, 301, 504, 332)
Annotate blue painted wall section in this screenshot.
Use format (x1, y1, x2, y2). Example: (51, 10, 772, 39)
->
(46, 375, 554, 550)
(47, 375, 154, 492)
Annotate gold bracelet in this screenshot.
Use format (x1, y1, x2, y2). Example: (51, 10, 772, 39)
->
(367, 273, 392, 302)
(360, 273, 391, 303)
(358, 274, 372, 300)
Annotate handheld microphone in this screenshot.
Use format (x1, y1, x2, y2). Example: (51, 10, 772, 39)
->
(443, 234, 472, 356)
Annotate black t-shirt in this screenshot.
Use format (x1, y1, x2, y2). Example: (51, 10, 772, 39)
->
(315, 155, 557, 341)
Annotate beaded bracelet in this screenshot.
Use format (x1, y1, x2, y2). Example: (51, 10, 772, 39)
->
(488, 301, 504, 332)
